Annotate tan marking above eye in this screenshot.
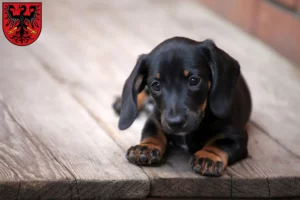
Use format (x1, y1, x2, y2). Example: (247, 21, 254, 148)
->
(156, 73, 160, 79)
(184, 69, 189, 77)
(208, 81, 211, 90)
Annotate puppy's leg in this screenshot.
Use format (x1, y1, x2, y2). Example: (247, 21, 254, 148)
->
(190, 125, 248, 176)
(126, 116, 167, 165)
(113, 90, 148, 115)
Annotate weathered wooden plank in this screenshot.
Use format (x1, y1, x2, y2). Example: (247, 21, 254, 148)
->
(229, 124, 300, 197)
(0, 71, 72, 199)
(0, 182, 19, 200)
(28, 0, 300, 198)
(0, 39, 149, 199)
(0, 105, 20, 200)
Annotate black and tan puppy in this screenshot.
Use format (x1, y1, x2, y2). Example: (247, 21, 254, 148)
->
(113, 37, 251, 177)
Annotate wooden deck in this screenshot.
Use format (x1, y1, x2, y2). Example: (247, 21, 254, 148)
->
(0, 0, 300, 199)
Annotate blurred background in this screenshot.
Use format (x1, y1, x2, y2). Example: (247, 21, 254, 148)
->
(200, 0, 300, 65)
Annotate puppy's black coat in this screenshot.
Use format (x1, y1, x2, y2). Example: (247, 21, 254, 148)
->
(114, 37, 251, 176)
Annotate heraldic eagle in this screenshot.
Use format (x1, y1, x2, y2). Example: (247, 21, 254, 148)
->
(5, 4, 40, 43)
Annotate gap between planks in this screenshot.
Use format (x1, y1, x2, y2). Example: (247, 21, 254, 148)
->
(0, 43, 150, 199)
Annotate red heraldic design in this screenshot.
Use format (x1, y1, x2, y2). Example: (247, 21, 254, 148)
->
(2, 2, 42, 46)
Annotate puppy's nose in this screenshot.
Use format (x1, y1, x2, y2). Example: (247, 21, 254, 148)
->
(166, 115, 186, 130)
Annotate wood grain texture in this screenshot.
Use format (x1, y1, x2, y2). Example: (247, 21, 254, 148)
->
(26, 0, 300, 198)
(0, 76, 72, 199)
(0, 38, 149, 199)
(229, 124, 300, 197)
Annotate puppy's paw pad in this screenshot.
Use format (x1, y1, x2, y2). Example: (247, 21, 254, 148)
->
(190, 151, 224, 177)
(126, 144, 162, 165)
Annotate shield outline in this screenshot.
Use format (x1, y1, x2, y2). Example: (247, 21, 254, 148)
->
(2, 2, 42, 46)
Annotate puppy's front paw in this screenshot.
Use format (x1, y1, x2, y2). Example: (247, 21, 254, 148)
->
(126, 144, 163, 165)
(190, 150, 225, 177)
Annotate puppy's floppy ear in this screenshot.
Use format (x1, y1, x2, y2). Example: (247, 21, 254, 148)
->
(201, 39, 240, 118)
(118, 54, 148, 130)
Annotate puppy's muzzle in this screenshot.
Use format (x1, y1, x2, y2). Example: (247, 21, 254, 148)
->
(164, 108, 187, 132)
(165, 114, 186, 131)
(162, 108, 204, 135)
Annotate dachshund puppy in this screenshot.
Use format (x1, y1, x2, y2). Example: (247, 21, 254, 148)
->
(113, 37, 251, 177)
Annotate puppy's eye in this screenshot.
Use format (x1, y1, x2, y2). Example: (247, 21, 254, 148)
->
(151, 81, 161, 91)
(189, 76, 201, 87)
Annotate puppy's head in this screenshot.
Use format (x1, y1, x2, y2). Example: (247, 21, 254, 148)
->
(118, 37, 240, 135)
